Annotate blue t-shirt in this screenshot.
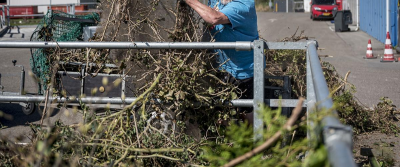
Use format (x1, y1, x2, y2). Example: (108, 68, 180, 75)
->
(208, 0, 259, 79)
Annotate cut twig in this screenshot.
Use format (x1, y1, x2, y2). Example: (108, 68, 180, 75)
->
(331, 71, 351, 95)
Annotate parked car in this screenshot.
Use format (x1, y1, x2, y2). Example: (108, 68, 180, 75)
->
(310, 0, 340, 20)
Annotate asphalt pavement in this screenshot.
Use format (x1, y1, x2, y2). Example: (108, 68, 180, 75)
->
(0, 12, 399, 142)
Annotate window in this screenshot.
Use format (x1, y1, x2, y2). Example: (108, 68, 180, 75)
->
(0, 0, 6, 3)
(313, 0, 335, 5)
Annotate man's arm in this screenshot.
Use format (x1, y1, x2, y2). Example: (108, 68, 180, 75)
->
(185, 0, 230, 25)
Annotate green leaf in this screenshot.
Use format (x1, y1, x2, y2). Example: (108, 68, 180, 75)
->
(208, 87, 215, 94)
(231, 92, 237, 99)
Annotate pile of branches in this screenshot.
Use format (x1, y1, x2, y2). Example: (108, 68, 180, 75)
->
(0, 0, 399, 166)
(0, 0, 242, 166)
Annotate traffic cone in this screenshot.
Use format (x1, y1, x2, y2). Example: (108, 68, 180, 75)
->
(364, 39, 376, 59)
(381, 32, 398, 62)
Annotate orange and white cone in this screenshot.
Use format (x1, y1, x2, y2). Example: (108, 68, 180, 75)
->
(364, 39, 376, 59)
(381, 32, 398, 62)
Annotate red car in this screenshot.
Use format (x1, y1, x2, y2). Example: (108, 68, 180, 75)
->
(310, 0, 341, 20)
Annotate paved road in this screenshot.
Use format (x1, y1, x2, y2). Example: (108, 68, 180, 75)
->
(0, 12, 399, 142)
(257, 12, 400, 108)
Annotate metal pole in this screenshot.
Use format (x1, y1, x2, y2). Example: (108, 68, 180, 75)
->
(387, 0, 389, 33)
(286, 0, 289, 13)
(72, 4, 75, 15)
(0, 41, 311, 50)
(355, 0, 359, 31)
(253, 40, 265, 140)
(0, 95, 302, 107)
(308, 43, 335, 115)
(1, 5, 4, 27)
(20, 67, 25, 95)
(121, 70, 126, 98)
(306, 43, 317, 145)
(307, 43, 356, 167)
(0, 41, 254, 50)
(6, 5, 10, 27)
(80, 65, 85, 95)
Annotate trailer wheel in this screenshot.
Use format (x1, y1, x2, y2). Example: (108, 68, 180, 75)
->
(22, 102, 37, 115)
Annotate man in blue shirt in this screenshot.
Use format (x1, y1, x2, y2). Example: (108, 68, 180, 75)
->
(185, 0, 259, 123)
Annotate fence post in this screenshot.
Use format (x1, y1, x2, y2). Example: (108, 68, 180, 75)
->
(1, 5, 4, 27)
(253, 40, 265, 141)
(72, 4, 75, 15)
(6, 5, 10, 27)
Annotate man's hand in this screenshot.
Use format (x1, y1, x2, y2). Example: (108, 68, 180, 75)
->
(185, 0, 230, 25)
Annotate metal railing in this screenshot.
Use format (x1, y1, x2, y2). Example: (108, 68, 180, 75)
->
(0, 40, 356, 167)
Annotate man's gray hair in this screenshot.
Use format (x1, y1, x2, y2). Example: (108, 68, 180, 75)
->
(221, 0, 232, 5)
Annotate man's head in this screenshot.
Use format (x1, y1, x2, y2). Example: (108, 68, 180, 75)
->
(221, 0, 232, 5)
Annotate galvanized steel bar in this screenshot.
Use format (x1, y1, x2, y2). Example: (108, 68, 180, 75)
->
(0, 42, 308, 50)
(20, 68, 25, 95)
(306, 43, 317, 145)
(0, 95, 136, 104)
(80, 66, 85, 95)
(0, 42, 253, 50)
(6, 5, 9, 27)
(57, 71, 122, 77)
(0, 96, 301, 108)
(1, 5, 4, 27)
(71, 4, 76, 15)
(8, 14, 45, 17)
(308, 43, 336, 116)
(253, 40, 265, 140)
(2, 3, 97, 7)
(59, 61, 117, 68)
(266, 99, 305, 107)
(264, 42, 308, 50)
(307, 43, 356, 167)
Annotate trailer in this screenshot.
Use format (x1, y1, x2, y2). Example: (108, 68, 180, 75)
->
(0, 5, 38, 19)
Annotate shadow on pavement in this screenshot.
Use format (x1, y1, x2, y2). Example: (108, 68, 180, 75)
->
(0, 26, 9, 37)
(0, 26, 25, 38)
(0, 103, 60, 128)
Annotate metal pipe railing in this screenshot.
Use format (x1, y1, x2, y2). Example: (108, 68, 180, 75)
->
(0, 41, 253, 50)
(0, 41, 311, 50)
(7, 14, 45, 18)
(0, 40, 356, 165)
(0, 94, 302, 108)
(1, 3, 98, 7)
(307, 43, 356, 167)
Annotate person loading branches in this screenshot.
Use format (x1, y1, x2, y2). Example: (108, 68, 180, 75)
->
(185, 0, 259, 124)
